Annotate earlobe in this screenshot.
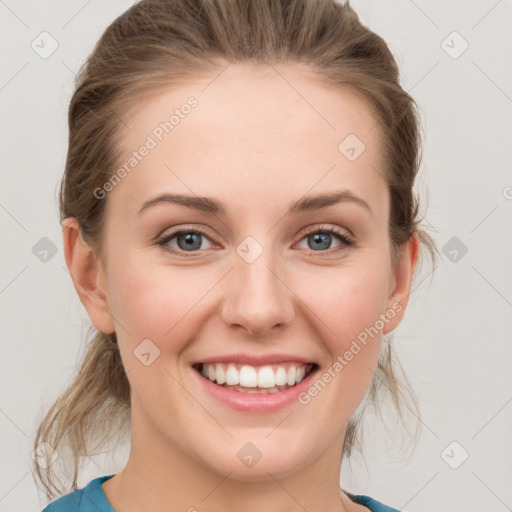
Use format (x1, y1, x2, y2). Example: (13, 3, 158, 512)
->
(62, 217, 116, 334)
(382, 233, 420, 335)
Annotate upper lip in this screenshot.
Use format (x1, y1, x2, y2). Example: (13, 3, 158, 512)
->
(191, 353, 317, 366)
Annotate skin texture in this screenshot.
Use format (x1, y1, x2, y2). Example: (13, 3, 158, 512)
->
(63, 63, 419, 512)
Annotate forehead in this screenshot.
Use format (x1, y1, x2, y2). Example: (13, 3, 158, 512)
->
(109, 63, 387, 219)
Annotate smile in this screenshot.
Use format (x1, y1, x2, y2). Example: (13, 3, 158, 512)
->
(193, 362, 317, 394)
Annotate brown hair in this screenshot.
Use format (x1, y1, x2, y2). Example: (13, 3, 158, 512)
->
(33, 0, 437, 500)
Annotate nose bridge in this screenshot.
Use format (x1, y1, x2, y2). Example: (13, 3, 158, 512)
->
(221, 236, 295, 336)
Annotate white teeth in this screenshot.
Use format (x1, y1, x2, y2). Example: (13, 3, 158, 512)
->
(239, 365, 258, 387)
(257, 366, 275, 388)
(215, 363, 225, 385)
(286, 366, 296, 386)
(225, 363, 239, 385)
(225, 384, 284, 393)
(198, 362, 313, 389)
(275, 366, 287, 386)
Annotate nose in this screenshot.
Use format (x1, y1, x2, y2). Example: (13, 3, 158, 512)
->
(220, 247, 295, 338)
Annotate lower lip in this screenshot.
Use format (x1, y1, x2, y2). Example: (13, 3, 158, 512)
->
(192, 365, 318, 413)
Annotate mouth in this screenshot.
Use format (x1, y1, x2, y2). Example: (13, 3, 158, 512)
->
(192, 361, 319, 394)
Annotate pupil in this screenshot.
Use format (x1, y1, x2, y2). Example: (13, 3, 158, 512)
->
(179, 232, 201, 251)
(310, 233, 331, 250)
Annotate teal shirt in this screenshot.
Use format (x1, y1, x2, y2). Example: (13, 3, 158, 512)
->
(42, 475, 401, 512)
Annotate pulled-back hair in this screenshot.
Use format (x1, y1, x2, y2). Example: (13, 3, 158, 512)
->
(33, 0, 437, 500)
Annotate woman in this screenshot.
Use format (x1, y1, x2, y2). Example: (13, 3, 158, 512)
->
(34, 0, 436, 510)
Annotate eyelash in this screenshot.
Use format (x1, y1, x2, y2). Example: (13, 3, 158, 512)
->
(156, 225, 355, 258)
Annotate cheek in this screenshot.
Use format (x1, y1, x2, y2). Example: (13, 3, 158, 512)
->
(107, 258, 199, 346)
(107, 245, 392, 348)
(312, 259, 390, 345)
(299, 258, 390, 403)
(105, 260, 204, 407)
(106, 234, 392, 370)
(268, 260, 391, 447)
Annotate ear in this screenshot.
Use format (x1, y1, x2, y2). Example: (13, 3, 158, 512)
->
(62, 217, 115, 334)
(382, 232, 420, 334)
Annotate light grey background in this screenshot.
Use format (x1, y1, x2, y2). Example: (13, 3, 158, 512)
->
(1, 1, 511, 511)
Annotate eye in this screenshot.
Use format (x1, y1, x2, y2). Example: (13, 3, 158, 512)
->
(295, 225, 355, 254)
(156, 224, 355, 258)
(157, 227, 215, 257)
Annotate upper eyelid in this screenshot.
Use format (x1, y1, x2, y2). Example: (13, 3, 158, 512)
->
(296, 224, 353, 240)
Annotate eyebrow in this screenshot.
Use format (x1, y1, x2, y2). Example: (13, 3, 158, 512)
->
(137, 190, 372, 217)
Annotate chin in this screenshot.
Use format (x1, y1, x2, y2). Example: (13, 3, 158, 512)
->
(193, 437, 316, 482)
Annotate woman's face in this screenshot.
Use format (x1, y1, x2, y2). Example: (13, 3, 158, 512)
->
(76, 63, 417, 479)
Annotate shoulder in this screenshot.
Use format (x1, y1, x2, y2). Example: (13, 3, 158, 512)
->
(41, 475, 115, 512)
(348, 492, 402, 512)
